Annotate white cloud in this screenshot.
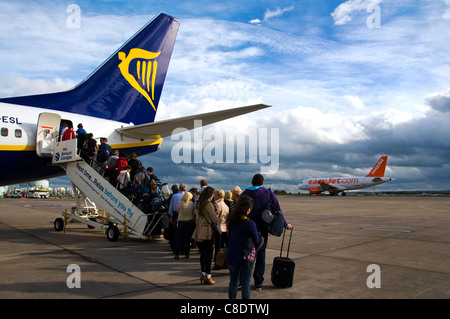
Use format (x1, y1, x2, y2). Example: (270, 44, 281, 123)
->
(264, 6, 295, 20)
(271, 105, 370, 146)
(248, 6, 294, 25)
(345, 95, 367, 113)
(0, 77, 75, 98)
(373, 108, 414, 127)
(249, 19, 261, 24)
(0, 1, 146, 81)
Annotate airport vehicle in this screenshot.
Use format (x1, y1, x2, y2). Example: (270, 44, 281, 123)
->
(4, 189, 24, 198)
(297, 156, 392, 195)
(0, 13, 269, 241)
(27, 186, 49, 199)
(20, 180, 50, 198)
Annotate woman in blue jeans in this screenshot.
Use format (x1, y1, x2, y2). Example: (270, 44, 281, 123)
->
(226, 196, 263, 299)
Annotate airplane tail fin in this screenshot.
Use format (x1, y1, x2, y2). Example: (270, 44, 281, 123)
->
(0, 13, 179, 125)
(365, 156, 388, 177)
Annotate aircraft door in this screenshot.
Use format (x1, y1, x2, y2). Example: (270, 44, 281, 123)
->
(36, 112, 61, 157)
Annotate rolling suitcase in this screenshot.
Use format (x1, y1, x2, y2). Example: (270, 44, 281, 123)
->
(271, 227, 295, 288)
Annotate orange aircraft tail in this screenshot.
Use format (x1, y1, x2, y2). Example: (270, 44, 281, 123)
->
(365, 156, 388, 177)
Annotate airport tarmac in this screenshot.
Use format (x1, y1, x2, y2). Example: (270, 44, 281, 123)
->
(0, 195, 449, 300)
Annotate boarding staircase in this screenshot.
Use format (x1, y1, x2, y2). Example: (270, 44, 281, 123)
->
(57, 160, 152, 241)
(37, 112, 156, 241)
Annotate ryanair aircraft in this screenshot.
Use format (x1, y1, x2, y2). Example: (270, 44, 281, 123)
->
(0, 13, 269, 186)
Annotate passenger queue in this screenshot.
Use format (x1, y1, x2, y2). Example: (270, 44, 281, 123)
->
(74, 123, 293, 300)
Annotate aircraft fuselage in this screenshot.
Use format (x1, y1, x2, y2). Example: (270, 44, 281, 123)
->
(0, 103, 161, 185)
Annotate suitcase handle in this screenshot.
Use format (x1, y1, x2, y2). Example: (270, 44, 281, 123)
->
(280, 227, 293, 258)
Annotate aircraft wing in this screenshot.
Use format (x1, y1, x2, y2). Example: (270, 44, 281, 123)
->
(317, 181, 346, 192)
(116, 104, 271, 139)
(318, 181, 337, 192)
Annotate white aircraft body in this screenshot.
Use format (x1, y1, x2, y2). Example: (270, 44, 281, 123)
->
(0, 13, 269, 186)
(298, 156, 392, 195)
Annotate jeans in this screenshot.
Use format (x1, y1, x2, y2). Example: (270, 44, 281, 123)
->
(253, 232, 268, 288)
(228, 259, 254, 299)
(197, 240, 214, 274)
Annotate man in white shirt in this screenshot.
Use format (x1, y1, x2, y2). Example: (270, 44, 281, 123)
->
(168, 183, 186, 219)
(116, 166, 131, 195)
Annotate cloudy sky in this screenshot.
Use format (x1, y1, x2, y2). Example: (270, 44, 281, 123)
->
(1, 0, 450, 192)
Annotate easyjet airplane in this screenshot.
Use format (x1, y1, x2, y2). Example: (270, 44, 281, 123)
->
(0, 13, 269, 186)
(297, 156, 392, 195)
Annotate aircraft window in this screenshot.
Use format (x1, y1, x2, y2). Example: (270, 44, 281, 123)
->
(15, 129, 22, 138)
(1, 127, 7, 137)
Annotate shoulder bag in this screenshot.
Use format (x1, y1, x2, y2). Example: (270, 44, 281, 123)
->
(261, 189, 284, 236)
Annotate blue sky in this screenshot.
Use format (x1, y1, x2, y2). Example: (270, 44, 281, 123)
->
(1, 0, 450, 192)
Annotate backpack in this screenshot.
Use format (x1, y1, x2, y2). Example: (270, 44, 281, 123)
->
(117, 157, 128, 172)
(150, 190, 164, 212)
(80, 131, 89, 142)
(97, 144, 112, 162)
(149, 174, 163, 190)
(154, 178, 162, 190)
(134, 169, 148, 184)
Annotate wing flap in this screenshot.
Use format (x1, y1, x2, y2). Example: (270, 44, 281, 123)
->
(317, 181, 346, 192)
(318, 181, 337, 191)
(116, 103, 271, 139)
(318, 181, 334, 187)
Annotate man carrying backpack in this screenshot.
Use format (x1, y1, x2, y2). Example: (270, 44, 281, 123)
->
(81, 133, 97, 163)
(241, 174, 292, 291)
(146, 167, 162, 189)
(96, 138, 113, 169)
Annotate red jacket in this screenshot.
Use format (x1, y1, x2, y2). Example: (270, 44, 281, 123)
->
(62, 128, 75, 141)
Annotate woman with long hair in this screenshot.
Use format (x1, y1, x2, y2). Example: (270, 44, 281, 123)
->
(226, 195, 263, 299)
(192, 186, 219, 285)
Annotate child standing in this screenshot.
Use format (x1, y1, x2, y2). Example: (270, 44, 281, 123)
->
(226, 196, 263, 299)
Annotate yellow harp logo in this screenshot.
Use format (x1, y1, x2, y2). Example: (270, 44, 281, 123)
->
(118, 48, 161, 112)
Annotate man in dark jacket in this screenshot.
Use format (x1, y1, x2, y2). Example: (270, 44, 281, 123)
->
(81, 133, 97, 163)
(96, 138, 112, 168)
(241, 173, 292, 290)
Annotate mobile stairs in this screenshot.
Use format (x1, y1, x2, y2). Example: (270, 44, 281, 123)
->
(37, 112, 164, 242)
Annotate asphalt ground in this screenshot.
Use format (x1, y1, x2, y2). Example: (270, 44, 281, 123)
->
(0, 195, 449, 306)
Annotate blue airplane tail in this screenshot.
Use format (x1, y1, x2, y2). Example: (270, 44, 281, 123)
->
(0, 13, 179, 125)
